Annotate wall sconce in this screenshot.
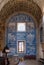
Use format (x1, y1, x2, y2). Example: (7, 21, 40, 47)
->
(2, 45, 10, 54)
(2, 45, 10, 65)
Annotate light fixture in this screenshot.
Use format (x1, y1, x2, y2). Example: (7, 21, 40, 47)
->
(2, 45, 10, 54)
(2, 45, 10, 65)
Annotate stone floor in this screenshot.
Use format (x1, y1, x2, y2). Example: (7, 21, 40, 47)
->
(18, 60, 39, 65)
(18, 60, 44, 65)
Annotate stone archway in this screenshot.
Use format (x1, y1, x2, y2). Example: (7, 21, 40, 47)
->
(0, 0, 42, 59)
(0, 0, 42, 22)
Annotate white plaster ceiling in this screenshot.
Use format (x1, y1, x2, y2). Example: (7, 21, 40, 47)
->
(0, 0, 44, 13)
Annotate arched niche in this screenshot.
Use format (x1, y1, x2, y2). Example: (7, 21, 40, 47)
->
(5, 13, 37, 59)
(0, 0, 42, 59)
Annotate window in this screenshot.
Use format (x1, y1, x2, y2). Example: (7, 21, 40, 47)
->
(17, 23, 26, 32)
(17, 41, 26, 53)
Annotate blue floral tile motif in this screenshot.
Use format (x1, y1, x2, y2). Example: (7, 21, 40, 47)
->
(6, 13, 36, 56)
(7, 22, 16, 33)
(8, 14, 34, 22)
(17, 32, 26, 40)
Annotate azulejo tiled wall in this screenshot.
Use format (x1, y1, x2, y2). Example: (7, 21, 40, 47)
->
(6, 13, 36, 56)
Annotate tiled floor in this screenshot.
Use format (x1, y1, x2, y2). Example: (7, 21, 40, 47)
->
(18, 60, 38, 65)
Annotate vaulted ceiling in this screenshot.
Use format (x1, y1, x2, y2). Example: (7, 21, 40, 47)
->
(0, 0, 43, 26)
(0, 0, 44, 13)
(33, 0, 44, 13)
